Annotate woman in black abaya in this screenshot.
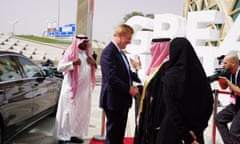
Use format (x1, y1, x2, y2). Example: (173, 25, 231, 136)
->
(157, 37, 213, 143)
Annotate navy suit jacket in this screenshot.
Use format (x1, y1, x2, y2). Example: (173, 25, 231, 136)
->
(100, 42, 141, 111)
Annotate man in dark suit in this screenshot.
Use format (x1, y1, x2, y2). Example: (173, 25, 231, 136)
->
(215, 53, 240, 144)
(100, 24, 141, 144)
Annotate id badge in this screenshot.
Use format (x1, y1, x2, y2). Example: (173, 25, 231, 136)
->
(230, 95, 236, 105)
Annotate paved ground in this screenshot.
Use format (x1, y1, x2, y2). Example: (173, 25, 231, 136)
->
(9, 68, 225, 144)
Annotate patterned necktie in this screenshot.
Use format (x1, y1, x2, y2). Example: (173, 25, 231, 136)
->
(120, 51, 132, 84)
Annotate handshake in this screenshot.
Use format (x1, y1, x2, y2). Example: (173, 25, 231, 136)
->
(129, 85, 143, 97)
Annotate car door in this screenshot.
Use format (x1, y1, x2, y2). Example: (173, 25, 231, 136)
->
(0, 55, 33, 137)
(16, 56, 58, 116)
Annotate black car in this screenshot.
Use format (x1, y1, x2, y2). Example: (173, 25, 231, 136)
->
(0, 50, 62, 144)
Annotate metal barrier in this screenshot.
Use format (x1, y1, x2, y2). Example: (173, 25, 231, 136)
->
(211, 89, 231, 144)
(92, 110, 106, 141)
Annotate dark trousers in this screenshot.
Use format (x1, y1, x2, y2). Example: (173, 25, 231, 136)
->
(105, 109, 129, 144)
(215, 104, 240, 144)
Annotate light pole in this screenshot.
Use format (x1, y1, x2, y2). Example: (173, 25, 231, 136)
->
(57, 0, 60, 32)
(12, 21, 18, 35)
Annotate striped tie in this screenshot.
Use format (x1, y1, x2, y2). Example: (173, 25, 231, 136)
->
(120, 51, 132, 84)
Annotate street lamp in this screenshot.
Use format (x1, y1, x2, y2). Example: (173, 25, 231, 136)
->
(57, 0, 60, 31)
(12, 21, 18, 35)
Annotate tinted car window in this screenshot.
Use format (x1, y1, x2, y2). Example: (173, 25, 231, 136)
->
(17, 56, 43, 77)
(0, 56, 22, 82)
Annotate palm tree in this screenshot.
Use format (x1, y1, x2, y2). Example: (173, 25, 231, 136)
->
(123, 11, 154, 22)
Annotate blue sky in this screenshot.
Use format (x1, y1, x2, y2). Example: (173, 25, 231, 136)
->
(0, 0, 184, 42)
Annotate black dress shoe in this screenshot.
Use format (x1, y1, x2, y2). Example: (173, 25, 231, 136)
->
(70, 137, 84, 143)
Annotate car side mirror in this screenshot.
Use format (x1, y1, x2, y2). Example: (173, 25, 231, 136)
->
(41, 66, 54, 78)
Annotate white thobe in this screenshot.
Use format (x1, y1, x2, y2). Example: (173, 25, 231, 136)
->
(54, 51, 92, 141)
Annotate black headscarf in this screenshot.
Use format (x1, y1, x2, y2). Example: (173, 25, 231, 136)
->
(159, 37, 213, 143)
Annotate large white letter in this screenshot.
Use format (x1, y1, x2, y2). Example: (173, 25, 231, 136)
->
(187, 10, 224, 75)
(125, 16, 154, 54)
(217, 15, 240, 55)
(153, 14, 186, 39)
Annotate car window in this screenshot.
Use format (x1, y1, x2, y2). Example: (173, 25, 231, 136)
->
(17, 56, 43, 78)
(0, 56, 22, 82)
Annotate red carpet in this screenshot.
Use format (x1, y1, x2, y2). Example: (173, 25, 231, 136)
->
(90, 137, 134, 144)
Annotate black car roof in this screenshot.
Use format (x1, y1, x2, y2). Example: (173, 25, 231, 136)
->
(0, 50, 22, 56)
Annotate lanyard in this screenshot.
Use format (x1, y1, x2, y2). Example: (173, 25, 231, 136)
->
(230, 67, 240, 85)
(230, 67, 240, 96)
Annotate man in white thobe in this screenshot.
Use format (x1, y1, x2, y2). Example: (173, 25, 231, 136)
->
(54, 35, 96, 144)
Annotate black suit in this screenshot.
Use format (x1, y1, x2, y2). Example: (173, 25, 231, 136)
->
(100, 42, 141, 144)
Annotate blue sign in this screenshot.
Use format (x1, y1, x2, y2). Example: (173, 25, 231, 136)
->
(48, 23, 76, 37)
